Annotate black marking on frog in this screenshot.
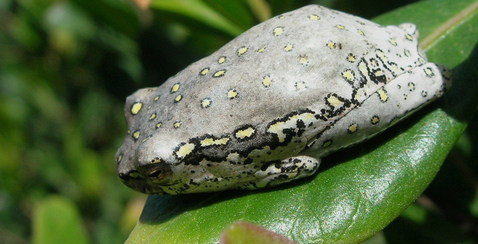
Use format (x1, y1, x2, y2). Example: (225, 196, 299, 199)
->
(322, 93, 353, 118)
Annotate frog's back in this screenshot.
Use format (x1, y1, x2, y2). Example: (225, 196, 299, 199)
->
(125, 5, 429, 141)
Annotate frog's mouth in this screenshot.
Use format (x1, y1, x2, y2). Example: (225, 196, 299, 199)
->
(119, 174, 182, 194)
(118, 163, 181, 194)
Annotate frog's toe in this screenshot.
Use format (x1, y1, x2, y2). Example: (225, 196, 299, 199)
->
(251, 156, 321, 189)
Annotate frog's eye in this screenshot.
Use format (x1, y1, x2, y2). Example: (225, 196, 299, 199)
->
(139, 162, 172, 181)
(119, 162, 172, 182)
(147, 169, 162, 178)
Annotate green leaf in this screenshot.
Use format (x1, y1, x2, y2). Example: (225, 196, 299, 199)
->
(219, 221, 295, 244)
(150, 0, 244, 36)
(126, 0, 478, 243)
(32, 196, 89, 244)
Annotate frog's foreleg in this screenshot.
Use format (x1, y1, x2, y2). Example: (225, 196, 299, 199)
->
(249, 156, 321, 189)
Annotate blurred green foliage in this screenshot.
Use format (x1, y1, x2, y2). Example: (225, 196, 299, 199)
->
(0, 0, 476, 243)
(0, 0, 144, 243)
(33, 196, 88, 244)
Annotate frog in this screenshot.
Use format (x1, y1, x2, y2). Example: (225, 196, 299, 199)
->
(115, 5, 451, 194)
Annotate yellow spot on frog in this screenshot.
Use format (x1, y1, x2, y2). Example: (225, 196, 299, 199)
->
(404, 49, 411, 57)
(262, 75, 272, 88)
(374, 70, 385, 78)
(273, 27, 284, 36)
(200, 68, 210, 76)
(346, 53, 356, 63)
(341, 69, 355, 82)
(132, 130, 141, 140)
(149, 113, 157, 120)
(200, 137, 230, 147)
(218, 56, 226, 64)
(237, 47, 248, 56)
(268, 112, 317, 143)
(295, 81, 306, 90)
(155, 122, 162, 129)
(377, 88, 389, 102)
(388, 38, 397, 46)
(335, 24, 345, 30)
(291, 113, 316, 124)
(284, 44, 294, 52)
(348, 123, 358, 133)
(299, 55, 309, 66)
(131, 102, 143, 115)
(170, 83, 180, 93)
(309, 15, 320, 21)
(326, 41, 337, 49)
(267, 121, 286, 142)
(200, 138, 215, 146)
(201, 98, 212, 108)
(173, 121, 182, 128)
(154, 96, 160, 101)
(357, 30, 365, 36)
(235, 127, 255, 140)
(327, 95, 344, 108)
(371, 116, 380, 125)
(405, 34, 414, 41)
(358, 60, 369, 77)
(424, 67, 435, 77)
(174, 95, 183, 102)
(353, 88, 366, 101)
(257, 47, 266, 53)
(176, 143, 195, 158)
(227, 89, 238, 99)
(213, 70, 226, 77)
(151, 158, 161, 164)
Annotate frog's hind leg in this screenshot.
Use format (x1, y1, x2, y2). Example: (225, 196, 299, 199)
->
(245, 156, 321, 189)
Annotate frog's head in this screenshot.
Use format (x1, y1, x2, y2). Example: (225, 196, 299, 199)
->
(114, 87, 194, 194)
(116, 125, 217, 194)
(115, 87, 240, 194)
(116, 134, 179, 194)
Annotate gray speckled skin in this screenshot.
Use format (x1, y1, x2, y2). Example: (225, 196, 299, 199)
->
(115, 5, 451, 194)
